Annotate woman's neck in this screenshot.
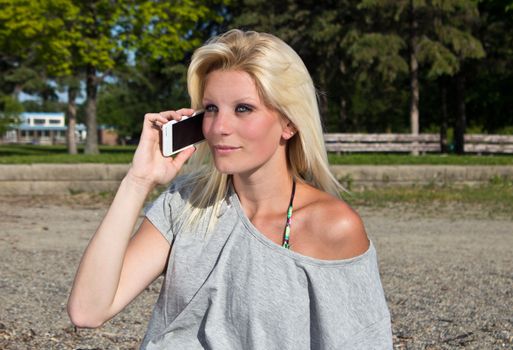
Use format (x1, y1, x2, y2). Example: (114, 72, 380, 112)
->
(232, 171, 295, 218)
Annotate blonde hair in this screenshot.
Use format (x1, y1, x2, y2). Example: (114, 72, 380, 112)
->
(183, 29, 343, 230)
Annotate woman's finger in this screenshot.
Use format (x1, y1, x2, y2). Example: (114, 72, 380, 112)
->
(175, 108, 196, 116)
(144, 113, 169, 128)
(159, 108, 195, 122)
(170, 146, 196, 170)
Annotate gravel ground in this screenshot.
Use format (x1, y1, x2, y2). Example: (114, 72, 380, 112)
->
(0, 194, 512, 349)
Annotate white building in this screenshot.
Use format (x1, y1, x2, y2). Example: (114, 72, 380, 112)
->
(2, 112, 86, 145)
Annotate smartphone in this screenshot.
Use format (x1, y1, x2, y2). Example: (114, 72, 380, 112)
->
(161, 111, 205, 157)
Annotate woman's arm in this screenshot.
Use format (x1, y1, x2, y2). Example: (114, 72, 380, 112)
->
(67, 109, 196, 328)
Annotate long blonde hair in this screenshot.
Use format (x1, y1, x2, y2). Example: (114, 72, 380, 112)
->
(183, 29, 342, 230)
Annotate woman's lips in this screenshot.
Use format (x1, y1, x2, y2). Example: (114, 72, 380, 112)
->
(213, 144, 241, 155)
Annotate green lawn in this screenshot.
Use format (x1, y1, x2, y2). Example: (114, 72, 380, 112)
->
(0, 145, 135, 164)
(328, 153, 513, 165)
(1, 144, 513, 165)
(342, 177, 513, 218)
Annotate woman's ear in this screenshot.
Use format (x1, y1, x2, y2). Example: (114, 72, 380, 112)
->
(281, 121, 297, 140)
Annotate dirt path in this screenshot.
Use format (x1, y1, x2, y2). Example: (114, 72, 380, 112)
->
(1, 195, 512, 349)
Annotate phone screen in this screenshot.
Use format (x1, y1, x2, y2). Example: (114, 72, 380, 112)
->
(172, 112, 205, 151)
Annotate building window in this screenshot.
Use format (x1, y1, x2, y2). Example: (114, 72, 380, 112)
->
(33, 118, 46, 125)
(49, 119, 61, 125)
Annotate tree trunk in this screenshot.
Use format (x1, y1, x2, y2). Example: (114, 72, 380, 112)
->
(409, 0, 420, 156)
(66, 87, 78, 154)
(319, 92, 328, 125)
(12, 84, 22, 105)
(84, 64, 99, 154)
(338, 96, 348, 132)
(439, 80, 449, 153)
(318, 70, 329, 128)
(454, 72, 466, 154)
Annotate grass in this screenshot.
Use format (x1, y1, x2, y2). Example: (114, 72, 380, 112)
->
(1, 144, 513, 165)
(328, 153, 513, 165)
(343, 177, 513, 219)
(0, 144, 135, 164)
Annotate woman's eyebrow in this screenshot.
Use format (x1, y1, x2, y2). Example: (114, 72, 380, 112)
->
(234, 97, 257, 103)
(202, 96, 259, 104)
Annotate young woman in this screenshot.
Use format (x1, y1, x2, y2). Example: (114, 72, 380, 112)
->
(68, 29, 392, 349)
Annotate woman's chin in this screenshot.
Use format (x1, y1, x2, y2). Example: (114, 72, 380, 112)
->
(213, 161, 236, 175)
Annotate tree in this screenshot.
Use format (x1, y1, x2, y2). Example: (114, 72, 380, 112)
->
(0, 0, 80, 151)
(76, 0, 228, 153)
(345, 31, 409, 132)
(358, 0, 484, 154)
(228, 0, 366, 130)
(61, 76, 81, 153)
(96, 0, 228, 142)
(223, 1, 410, 133)
(465, 0, 513, 135)
(1, 0, 228, 153)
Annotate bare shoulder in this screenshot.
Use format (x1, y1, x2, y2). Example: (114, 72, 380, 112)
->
(298, 185, 370, 260)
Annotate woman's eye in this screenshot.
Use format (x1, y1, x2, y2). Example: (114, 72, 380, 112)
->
(204, 104, 218, 113)
(235, 104, 252, 113)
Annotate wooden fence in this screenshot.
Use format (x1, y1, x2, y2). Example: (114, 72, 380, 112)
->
(324, 133, 513, 154)
(463, 135, 513, 154)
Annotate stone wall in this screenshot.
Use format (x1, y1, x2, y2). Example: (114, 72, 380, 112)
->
(0, 164, 512, 195)
(0, 164, 129, 195)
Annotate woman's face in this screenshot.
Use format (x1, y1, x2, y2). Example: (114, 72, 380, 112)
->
(202, 69, 291, 177)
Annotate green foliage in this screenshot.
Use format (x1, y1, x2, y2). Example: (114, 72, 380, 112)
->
(417, 37, 460, 78)
(0, 0, 79, 123)
(96, 0, 229, 141)
(228, 0, 410, 132)
(495, 126, 513, 135)
(1, 0, 511, 141)
(1, 0, 230, 151)
(359, 0, 485, 80)
(465, 0, 513, 133)
(0, 95, 23, 134)
(22, 99, 66, 113)
(348, 33, 408, 82)
(0, 0, 78, 76)
(347, 78, 410, 133)
(134, 1, 221, 62)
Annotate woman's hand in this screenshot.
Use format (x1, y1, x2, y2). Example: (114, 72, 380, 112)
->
(127, 108, 197, 190)
(68, 108, 198, 328)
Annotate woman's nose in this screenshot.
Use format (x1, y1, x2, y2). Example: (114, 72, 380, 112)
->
(210, 111, 232, 135)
